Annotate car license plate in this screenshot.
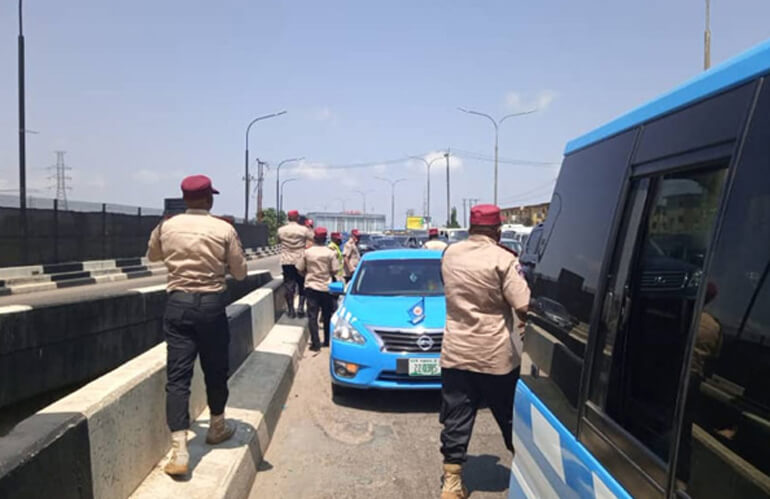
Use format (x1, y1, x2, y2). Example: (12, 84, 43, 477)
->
(408, 358, 441, 376)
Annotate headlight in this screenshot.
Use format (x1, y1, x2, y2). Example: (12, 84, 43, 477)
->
(687, 269, 703, 289)
(333, 316, 366, 344)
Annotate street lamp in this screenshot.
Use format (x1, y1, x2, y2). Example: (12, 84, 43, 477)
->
(18, 0, 26, 212)
(244, 110, 287, 222)
(457, 107, 536, 205)
(704, 0, 711, 70)
(409, 155, 444, 225)
(375, 177, 407, 230)
(353, 189, 371, 214)
(279, 178, 297, 214)
(275, 157, 304, 215)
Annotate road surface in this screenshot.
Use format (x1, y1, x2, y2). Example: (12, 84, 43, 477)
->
(250, 347, 512, 499)
(0, 255, 282, 308)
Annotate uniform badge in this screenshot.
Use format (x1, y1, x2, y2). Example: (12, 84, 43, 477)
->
(408, 297, 426, 325)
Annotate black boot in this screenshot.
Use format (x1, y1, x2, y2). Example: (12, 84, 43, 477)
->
(285, 292, 296, 318)
(297, 296, 306, 318)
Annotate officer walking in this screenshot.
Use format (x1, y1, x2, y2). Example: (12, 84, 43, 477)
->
(277, 210, 313, 318)
(424, 227, 448, 250)
(297, 227, 340, 351)
(146, 175, 248, 476)
(328, 232, 345, 281)
(342, 229, 361, 283)
(437, 204, 530, 498)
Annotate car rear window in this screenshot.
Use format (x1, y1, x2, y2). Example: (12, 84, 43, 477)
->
(353, 259, 443, 296)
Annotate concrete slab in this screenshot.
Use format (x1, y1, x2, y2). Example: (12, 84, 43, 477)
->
(131, 324, 307, 499)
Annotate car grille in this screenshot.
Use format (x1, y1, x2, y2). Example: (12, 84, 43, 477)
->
(372, 329, 443, 353)
(640, 270, 687, 290)
(378, 371, 442, 383)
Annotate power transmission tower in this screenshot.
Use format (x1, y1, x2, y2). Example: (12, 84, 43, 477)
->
(47, 151, 72, 209)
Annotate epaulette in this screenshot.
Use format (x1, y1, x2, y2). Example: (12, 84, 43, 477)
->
(497, 242, 519, 257)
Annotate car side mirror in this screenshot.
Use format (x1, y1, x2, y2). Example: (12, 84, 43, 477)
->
(328, 281, 345, 294)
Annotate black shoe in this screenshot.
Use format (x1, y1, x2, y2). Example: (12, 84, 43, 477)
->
(297, 310, 306, 318)
(309, 344, 321, 352)
(287, 309, 296, 319)
(323, 341, 330, 348)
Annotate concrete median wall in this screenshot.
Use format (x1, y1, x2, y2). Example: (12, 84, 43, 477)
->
(0, 270, 273, 412)
(0, 278, 286, 499)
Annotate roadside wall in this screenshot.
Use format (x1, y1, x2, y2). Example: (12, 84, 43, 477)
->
(0, 279, 286, 499)
(0, 270, 272, 411)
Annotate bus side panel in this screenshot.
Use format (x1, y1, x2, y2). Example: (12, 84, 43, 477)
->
(510, 381, 631, 499)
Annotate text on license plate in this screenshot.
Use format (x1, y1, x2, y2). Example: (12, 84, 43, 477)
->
(408, 358, 441, 376)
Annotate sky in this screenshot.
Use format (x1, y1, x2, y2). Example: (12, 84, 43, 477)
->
(1, 1, 769, 226)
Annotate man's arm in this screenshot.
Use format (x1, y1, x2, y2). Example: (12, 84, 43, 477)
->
(502, 258, 531, 321)
(147, 223, 163, 262)
(226, 229, 248, 281)
(296, 252, 307, 275)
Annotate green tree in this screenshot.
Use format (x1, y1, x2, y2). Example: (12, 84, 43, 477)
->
(447, 207, 461, 228)
(261, 208, 286, 245)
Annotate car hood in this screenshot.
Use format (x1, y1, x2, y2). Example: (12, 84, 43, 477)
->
(339, 294, 446, 330)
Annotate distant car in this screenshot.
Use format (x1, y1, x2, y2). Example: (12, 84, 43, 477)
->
(327, 250, 445, 394)
(372, 237, 403, 250)
(444, 229, 469, 244)
(356, 233, 377, 254)
(499, 238, 522, 256)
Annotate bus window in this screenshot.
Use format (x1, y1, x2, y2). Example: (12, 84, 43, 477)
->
(675, 87, 770, 499)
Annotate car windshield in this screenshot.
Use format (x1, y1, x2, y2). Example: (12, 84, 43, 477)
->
(501, 230, 517, 239)
(500, 239, 522, 254)
(375, 238, 402, 248)
(447, 230, 469, 241)
(353, 259, 444, 296)
(357, 234, 373, 243)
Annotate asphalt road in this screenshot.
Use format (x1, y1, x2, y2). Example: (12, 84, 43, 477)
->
(0, 255, 283, 308)
(250, 348, 512, 499)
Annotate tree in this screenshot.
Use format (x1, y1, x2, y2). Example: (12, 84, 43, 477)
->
(261, 208, 286, 245)
(447, 207, 461, 228)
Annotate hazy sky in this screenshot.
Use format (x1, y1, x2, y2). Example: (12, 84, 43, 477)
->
(1, 1, 769, 225)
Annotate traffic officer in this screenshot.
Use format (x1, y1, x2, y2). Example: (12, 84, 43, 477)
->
(277, 210, 313, 318)
(424, 227, 448, 250)
(297, 227, 340, 351)
(328, 232, 345, 281)
(437, 204, 530, 499)
(146, 174, 248, 477)
(343, 229, 361, 283)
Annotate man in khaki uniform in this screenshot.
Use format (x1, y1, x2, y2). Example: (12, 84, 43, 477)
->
(342, 228, 361, 283)
(147, 174, 248, 476)
(297, 227, 340, 351)
(277, 210, 313, 317)
(438, 204, 530, 499)
(424, 227, 448, 250)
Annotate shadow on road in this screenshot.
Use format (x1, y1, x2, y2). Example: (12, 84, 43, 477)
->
(464, 454, 511, 494)
(332, 388, 441, 414)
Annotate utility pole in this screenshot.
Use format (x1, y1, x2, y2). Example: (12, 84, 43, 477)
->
(275, 157, 304, 215)
(375, 177, 407, 230)
(462, 198, 468, 227)
(18, 0, 27, 212)
(47, 151, 71, 210)
(445, 150, 451, 227)
(704, 0, 711, 70)
(256, 159, 267, 222)
(243, 110, 287, 223)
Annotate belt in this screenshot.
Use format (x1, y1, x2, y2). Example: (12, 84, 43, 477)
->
(167, 290, 227, 305)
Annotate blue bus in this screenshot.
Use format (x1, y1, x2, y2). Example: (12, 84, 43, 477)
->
(511, 39, 770, 498)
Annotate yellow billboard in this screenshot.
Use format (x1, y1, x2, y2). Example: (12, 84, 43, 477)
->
(406, 216, 426, 230)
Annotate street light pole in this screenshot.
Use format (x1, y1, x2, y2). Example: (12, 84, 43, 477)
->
(279, 178, 297, 214)
(353, 189, 370, 214)
(458, 107, 535, 205)
(18, 0, 26, 212)
(704, 0, 711, 70)
(244, 110, 286, 222)
(375, 177, 407, 230)
(275, 157, 304, 215)
(409, 155, 444, 226)
(444, 151, 451, 226)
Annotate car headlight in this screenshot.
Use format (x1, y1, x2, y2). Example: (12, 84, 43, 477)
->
(688, 269, 703, 289)
(333, 316, 366, 344)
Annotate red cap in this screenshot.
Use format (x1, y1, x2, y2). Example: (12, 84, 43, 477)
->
(314, 227, 328, 238)
(305, 219, 314, 228)
(351, 229, 360, 236)
(428, 228, 439, 236)
(470, 204, 502, 226)
(287, 209, 299, 218)
(331, 232, 341, 239)
(181, 175, 219, 197)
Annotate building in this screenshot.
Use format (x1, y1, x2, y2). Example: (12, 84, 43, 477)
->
(307, 211, 386, 233)
(500, 202, 550, 226)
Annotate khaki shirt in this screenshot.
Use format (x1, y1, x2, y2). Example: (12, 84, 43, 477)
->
(147, 209, 248, 293)
(297, 244, 340, 292)
(440, 234, 531, 375)
(424, 239, 448, 251)
(277, 222, 313, 266)
(342, 239, 360, 277)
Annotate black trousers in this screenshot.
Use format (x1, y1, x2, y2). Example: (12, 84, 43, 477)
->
(282, 264, 306, 299)
(439, 367, 520, 464)
(306, 288, 334, 348)
(164, 291, 230, 432)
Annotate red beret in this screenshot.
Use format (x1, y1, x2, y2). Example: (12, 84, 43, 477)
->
(470, 204, 502, 226)
(305, 219, 314, 227)
(428, 228, 439, 236)
(351, 229, 360, 236)
(287, 209, 299, 217)
(181, 175, 219, 197)
(331, 232, 341, 239)
(314, 227, 328, 238)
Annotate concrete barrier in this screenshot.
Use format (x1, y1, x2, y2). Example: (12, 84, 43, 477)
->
(0, 270, 273, 411)
(0, 278, 286, 499)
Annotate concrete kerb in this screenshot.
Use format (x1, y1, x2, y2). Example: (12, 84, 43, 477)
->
(0, 279, 283, 499)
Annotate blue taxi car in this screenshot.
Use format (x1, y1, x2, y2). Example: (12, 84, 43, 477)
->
(327, 249, 444, 395)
